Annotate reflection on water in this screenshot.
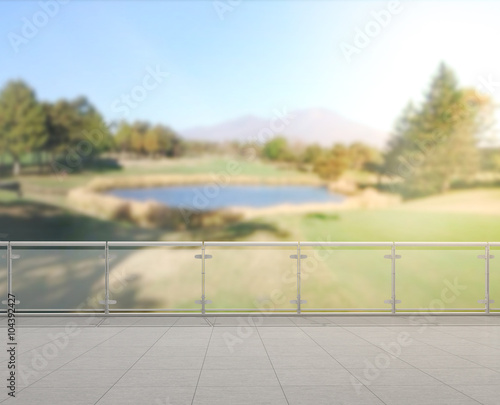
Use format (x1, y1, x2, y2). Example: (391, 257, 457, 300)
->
(109, 185, 345, 210)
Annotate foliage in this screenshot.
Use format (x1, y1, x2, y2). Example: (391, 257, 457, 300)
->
(0, 81, 48, 175)
(384, 63, 494, 197)
(262, 136, 295, 162)
(313, 143, 350, 180)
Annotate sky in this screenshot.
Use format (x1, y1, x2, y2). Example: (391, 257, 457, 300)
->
(1, 0, 500, 137)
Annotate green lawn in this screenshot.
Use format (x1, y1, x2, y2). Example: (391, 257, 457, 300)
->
(2, 158, 500, 312)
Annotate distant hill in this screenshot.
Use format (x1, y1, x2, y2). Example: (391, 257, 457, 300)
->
(181, 108, 388, 148)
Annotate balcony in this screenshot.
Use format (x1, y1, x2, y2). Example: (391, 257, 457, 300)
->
(1, 315, 500, 404)
(1, 241, 499, 404)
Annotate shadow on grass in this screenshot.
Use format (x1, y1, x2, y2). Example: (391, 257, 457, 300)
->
(0, 199, 159, 241)
(192, 221, 290, 241)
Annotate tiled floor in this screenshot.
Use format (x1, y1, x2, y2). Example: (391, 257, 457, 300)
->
(0, 315, 499, 404)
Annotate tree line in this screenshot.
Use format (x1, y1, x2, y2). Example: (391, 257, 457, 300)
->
(0, 64, 497, 199)
(0, 80, 185, 176)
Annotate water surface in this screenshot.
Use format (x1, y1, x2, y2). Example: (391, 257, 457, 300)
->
(110, 184, 345, 210)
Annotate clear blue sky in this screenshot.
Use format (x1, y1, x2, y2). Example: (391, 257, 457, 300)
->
(1, 0, 499, 135)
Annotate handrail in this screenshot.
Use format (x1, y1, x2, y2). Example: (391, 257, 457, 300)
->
(300, 242, 393, 247)
(204, 241, 298, 247)
(395, 242, 487, 247)
(108, 241, 202, 247)
(4, 241, 497, 246)
(10, 241, 106, 247)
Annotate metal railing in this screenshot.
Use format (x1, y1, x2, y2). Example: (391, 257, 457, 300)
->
(1, 241, 498, 315)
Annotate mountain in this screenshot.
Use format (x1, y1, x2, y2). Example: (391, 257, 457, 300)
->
(181, 108, 388, 148)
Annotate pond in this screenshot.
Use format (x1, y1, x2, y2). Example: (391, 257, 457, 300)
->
(109, 184, 345, 210)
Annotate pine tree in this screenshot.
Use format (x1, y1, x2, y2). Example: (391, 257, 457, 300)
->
(384, 63, 492, 196)
(0, 81, 48, 176)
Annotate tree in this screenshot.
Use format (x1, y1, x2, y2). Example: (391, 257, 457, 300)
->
(348, 142, 381, 171)
(0, 81, 48, 175)
(114, 121, 134, 153)
(130, 121, 150, 155)
(301, 143, 324, 164)
(262, 136, 294, 161)
(313, 143, 350, 181)
(46, 97, 111, 172)
(384, 63, 494, 196)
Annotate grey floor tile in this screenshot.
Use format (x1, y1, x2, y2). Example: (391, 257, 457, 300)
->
(370, 385, 482, 405)
(282, 385, 384, 405)
(133, 317, 180, 326)
(265, 345, 327, 357)
(422, 367, 500, 386)
(7, 387, 109, 405)
(275, 368, 355, 386)
(325, 345, 385, 356)
(350, 368, 442, 386)
(30, 369, 125, 388)
(461, 355, 500, 368)
(59, 355, 139, 370)
(399, 354, 478, 369)
(198, 369, 280, 387)
(98, 317, 142, 326)
(193, 386, 288, 405)
(202, 356, 272, 370)
(147, 346, 208, 357)
(133, 356, 204, 370)
(96, 386, 196, 405)
(116, 369, 200, 387)
(206, 344, 267, 357)
(173, 317, 213, 326)
(454, 385, 500, 405)
(334, 354, 412, 369)
(270, 355, 343, 369)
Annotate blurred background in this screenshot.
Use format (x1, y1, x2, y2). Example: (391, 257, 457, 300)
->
(1, 0, 500, 310)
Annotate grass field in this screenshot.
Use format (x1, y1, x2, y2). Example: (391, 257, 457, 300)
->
(1, 158, 500, 312)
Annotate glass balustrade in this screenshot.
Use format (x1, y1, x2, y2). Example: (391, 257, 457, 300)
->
(395, 244, 485, 311)
(1, 241, 496, 314)
(204, 243, 297, 312)
(300, 243, 392, 311)
(108, 242, 202, 312)
(11, 243, 105, 311)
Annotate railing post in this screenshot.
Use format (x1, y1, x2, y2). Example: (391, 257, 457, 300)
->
(7, 241, 12, 298)
(384, 243, 400, 313)
(290, 242, 307, 314)
(391, 243, 396, 314)
(297, 243, 301, 315)
(486, 243, 490, 314)
(201, 243, 206, 315)
(104, 241, 110, 315)
(2, 242, 19, 306)
(195, 243, 211, 314)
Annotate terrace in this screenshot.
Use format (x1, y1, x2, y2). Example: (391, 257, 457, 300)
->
(1, 241, 499, 404)
(1, 315, 500, 404)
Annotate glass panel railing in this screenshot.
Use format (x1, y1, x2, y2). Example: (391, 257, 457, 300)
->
(108, 243, 201, 311)
(12, 245, 105, 311)
(300, 244, 392, 311)
(0, 244, 6, 311)
(490, 245, 499, 311)
(396, 245, 485, 311)
(205, 243, 297, 311)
